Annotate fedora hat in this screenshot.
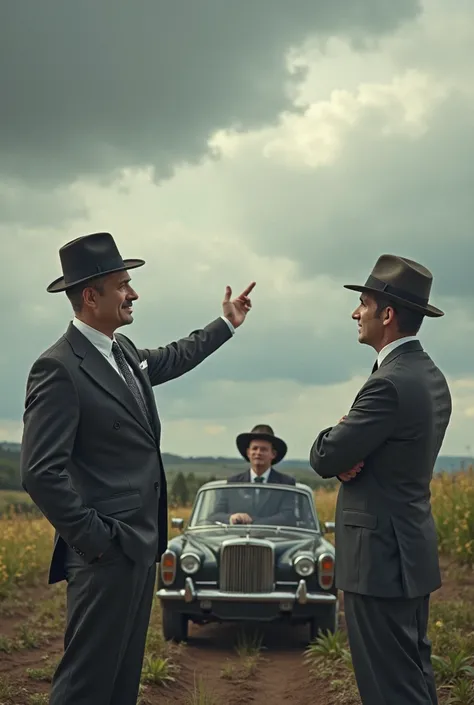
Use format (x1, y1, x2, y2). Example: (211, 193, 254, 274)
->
(344, 254, 444, 318)
(47, 232, 145, 293)
(236, 424, 287, 465)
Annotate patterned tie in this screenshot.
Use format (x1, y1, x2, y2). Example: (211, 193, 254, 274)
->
(111, 341, 152, 428)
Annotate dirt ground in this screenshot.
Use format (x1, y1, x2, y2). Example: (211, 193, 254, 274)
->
(0, 560, 472, 705)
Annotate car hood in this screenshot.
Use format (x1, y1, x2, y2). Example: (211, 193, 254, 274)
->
(169, 526, 325, 561)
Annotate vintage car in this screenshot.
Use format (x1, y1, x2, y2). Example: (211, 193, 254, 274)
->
(156, 480, 337, 643)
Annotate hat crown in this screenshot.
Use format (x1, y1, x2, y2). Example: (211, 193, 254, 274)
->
(59, 232, 124, 284)
(370, 254, 433, 300)
(249, 424, 275, 436)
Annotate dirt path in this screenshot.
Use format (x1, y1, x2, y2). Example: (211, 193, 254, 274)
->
(0, 560, 471, 705)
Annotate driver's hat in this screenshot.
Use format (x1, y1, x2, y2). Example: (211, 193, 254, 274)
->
(236, 424, 287, 464)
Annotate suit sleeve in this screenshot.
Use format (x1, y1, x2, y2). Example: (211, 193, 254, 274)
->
(20, 357, 113, 561)
(309, 376, 399, 478)
(140, 317, 233, 386)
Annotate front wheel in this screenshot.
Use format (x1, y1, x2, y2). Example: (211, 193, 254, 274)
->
(309, 600, 339, 641)
(161, 605, 188, 643)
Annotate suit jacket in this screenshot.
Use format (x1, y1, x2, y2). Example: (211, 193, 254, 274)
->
(20, 317, 232, 583)
(211, 467, 296, 525)
(310, 341, 451, 599)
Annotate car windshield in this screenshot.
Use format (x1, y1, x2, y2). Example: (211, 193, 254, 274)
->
(189, 484, 318, 531)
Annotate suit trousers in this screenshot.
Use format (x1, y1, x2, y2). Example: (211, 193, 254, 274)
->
(344, 591, 437, 705)
(49, 539, 156, 705)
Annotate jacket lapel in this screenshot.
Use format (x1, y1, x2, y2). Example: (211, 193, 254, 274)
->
(65, 323, 155, 440)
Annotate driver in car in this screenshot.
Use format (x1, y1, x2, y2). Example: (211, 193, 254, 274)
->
(210, 424, 296, 525)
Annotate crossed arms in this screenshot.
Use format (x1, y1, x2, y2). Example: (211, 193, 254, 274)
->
(309, 376, 399, 480)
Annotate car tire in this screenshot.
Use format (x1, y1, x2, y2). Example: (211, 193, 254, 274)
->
(309, 599, 339, 641)
(161, 605, 189, 643)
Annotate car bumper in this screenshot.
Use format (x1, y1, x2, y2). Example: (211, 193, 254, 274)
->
(157, 577, 336, 606)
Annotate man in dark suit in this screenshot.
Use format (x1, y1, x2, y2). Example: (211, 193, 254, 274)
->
(20, 232, 255, 705)
(211, 424, 296, 525)
(309, 255, 451, 705)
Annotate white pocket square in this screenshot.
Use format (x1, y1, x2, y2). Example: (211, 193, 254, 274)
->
(139, 360, 148, 370)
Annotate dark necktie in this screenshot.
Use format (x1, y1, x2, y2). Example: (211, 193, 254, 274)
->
(253, 476, 264, 510)
(112, 341, 152, 427)
(372, 360, 378, 374)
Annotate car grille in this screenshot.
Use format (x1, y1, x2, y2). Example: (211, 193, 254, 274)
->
(219, 541, 274, 592)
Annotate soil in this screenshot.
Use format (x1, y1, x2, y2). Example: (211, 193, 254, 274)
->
(0, 558, 472, 705)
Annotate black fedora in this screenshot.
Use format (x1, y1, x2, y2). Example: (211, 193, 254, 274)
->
(344, 254, 444, 318)
(236, 424, 288, 465)
(47, 232, 145, 293)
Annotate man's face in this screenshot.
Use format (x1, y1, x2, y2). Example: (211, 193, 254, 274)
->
(247, 440, 276, 474)
(352, 292, 385, 347)
(85, 270, 138, 333)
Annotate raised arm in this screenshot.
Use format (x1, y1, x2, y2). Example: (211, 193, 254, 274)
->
(310, 376, 399, 479)
(137, 282, 255, 386)
(20, 357, 113, 561)
(140, 317, 233, 386)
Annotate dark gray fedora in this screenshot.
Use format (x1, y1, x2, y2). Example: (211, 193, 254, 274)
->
(344, 254, 444, 317)
(47, 232, 145, 293)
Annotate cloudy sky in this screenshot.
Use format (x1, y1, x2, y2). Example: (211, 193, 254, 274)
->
(2, 0, 473, 460)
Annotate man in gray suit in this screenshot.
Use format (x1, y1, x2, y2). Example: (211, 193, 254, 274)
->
(20, 232, 255, 705)
(309, 255, 451, 705)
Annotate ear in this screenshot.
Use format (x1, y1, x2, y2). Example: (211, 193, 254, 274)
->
(382, 306, 396, 326)
(82, 286, 100, 309)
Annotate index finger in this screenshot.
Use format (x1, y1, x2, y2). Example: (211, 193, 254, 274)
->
(240, 281, 256, 297)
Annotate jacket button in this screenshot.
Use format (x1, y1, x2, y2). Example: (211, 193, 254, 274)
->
(113, 422, 121, 430)
(154, 482, 159, 490)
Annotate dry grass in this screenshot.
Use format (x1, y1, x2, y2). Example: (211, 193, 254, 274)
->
(1, 467, 472, 596)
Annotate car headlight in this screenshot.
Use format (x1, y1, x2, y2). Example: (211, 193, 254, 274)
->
(294, 555, 315, 577)
(180, 552, 201, 575)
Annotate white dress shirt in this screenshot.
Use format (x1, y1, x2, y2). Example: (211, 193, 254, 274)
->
(250, 466, 272, 497)
(376, 336, 418, 368)
(250, 467, 272, 483)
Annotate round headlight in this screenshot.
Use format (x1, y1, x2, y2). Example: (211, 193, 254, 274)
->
(180, 553, 201, 575)
(294, 555, 315, 577)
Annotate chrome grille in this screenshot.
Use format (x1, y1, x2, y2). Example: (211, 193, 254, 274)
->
(219, 541, 274, 592)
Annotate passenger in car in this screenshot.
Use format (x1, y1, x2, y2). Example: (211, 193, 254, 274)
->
(211, 424, 296, 525)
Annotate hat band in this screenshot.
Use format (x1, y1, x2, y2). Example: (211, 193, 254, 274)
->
(365, 275, 429, 307)
(63, 256, 125, 285)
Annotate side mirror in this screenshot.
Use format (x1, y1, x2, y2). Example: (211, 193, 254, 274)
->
(171, 518, 184, 531)
(324, 521, 335, 534)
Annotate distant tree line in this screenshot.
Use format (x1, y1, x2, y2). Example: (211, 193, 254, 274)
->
(169, 471, 218, 506)
(0, 445, 337, 500)
(0, 448, 22, 491)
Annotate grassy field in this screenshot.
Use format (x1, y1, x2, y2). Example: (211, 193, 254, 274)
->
(0, 471, 473, 704)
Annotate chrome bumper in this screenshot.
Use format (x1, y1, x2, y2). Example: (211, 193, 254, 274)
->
(157, 577, 336, 605)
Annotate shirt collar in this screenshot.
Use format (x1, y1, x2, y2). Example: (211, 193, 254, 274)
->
(72, 318, 115, 358)
(377, 336, 418, 367)
(250, 467, 272, 482)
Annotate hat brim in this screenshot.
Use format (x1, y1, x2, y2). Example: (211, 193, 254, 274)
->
(236, 432, 287, 464)
(47, 259, 146, 293)
(344, 284, 444, 318)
